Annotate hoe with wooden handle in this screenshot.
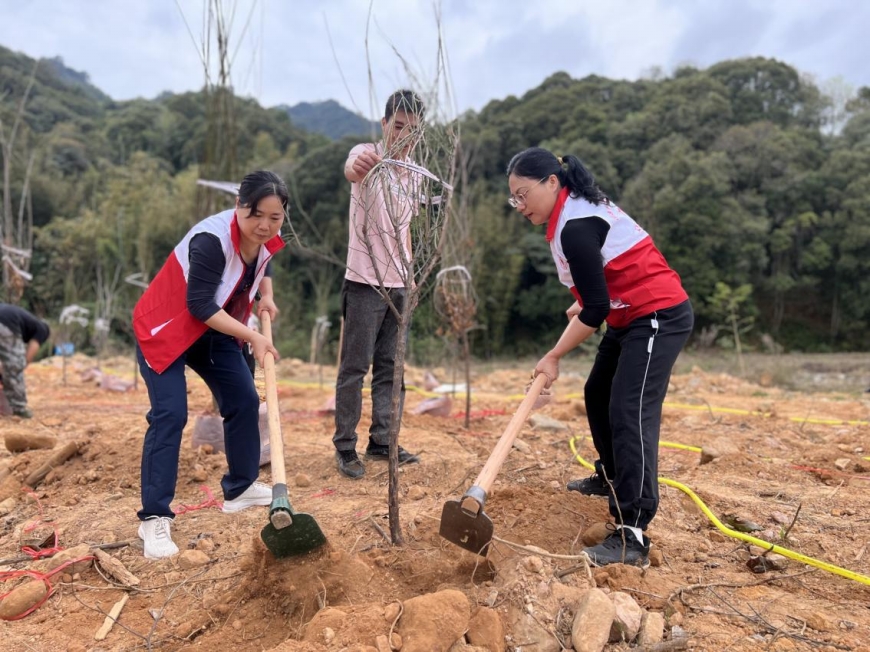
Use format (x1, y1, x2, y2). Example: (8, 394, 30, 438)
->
(439, 374, 548, 556)
(259, 312, 327, 557)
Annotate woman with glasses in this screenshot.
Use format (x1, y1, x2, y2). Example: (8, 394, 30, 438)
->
(507, 147, 693, 568)
(133, 170, 287, 559)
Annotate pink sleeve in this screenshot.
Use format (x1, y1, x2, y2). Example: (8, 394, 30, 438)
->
(344, 143, 376, 179)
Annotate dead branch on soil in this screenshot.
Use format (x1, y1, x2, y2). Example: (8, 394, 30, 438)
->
(668, 569, 817, 604)
(777, 502, 801, 543)
(554, 559, 594, 582)
(24, 440, 85, 488)
(145, 567, 210, 650)
(94, 592, 130, 641)
(0, 540, 133, 566)
(94, 548, 140, 587)
(370, 515, 391, 544)
(69, 586, 149, 646)
(491, 535, 592, 560)
(672, 571, 850, 650)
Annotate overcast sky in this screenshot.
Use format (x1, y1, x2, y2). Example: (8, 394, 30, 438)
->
(1, 0, 867, 118)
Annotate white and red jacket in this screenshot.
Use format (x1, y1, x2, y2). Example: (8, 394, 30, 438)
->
(133, 209, 284, 373)
(547, 188, 687, 329)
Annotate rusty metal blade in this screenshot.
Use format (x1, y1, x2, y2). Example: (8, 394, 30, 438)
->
(439, 499, 493, 556)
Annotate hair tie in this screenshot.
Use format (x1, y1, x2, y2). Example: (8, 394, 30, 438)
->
(557, 156, 564, 166)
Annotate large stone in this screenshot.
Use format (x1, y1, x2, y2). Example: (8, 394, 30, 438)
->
(529, 414, 569, 431)
(637, 611, 665, 646)
(399, 590, 471, 652)
(0, 496, 15, 515)
(804, 611, 834, 632)
(177, 549, 210, 569)
(550, 584, 590, 610)
(40, 543, 93, 574)
(303, 607, 350, 643)
(466, 607, 505, 652)
(699, 447, 721, 465)
(0, 579, 49, 619)
(571, 588, 615, 652)
(609, 591, 643, 642)
(4, 432, 57, 452)
(506, 604, 560, 652)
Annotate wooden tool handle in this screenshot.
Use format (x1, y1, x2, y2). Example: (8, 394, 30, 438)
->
(260, 312, 287, 486)
(470, 373, 548, 494)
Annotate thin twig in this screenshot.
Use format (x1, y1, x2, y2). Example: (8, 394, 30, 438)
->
(145, 567, 210, 651)
(369, 516, 391, 544)
(779, 502, 802, 543)
(387, 601, 404, 650)
(492, 536, 590, 561)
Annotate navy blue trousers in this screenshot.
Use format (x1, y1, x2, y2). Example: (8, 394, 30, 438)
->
(137, 330, 260, 520)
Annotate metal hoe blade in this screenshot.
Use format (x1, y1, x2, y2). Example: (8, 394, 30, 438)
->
(439, 498, 493, 557)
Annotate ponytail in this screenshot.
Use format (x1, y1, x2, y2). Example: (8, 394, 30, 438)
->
(560, 155, 608, 205)
(507, 147, 608, 205)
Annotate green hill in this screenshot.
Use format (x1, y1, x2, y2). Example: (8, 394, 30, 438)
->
(281, 99, 378, 140)
(0, 45, 110, 132)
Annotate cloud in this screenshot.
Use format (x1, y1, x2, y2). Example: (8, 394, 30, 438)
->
(1, 0, 867, 114)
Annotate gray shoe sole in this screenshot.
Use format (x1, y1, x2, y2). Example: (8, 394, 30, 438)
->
(335, 452, 365, 479)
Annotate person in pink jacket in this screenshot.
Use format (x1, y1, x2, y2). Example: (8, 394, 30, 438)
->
(133, 170, 286, 559)
(332, 90, 424, 479)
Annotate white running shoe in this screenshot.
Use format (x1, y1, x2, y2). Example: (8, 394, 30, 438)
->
(138, 516, 180, 559)
(222, 481, 273, 513)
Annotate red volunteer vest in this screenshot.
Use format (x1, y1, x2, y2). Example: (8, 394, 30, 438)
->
(133, 209, 284, 373)
(547, 189, 687, 328)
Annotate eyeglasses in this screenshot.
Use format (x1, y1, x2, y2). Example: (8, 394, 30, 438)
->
(508, 178, 546, 208)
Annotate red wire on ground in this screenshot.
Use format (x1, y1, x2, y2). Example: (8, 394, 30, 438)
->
(0, 555, 97, 621)
(309, 488, 336, 499)
(1, 489, 96, 621)
(19, 488, 64, 560)
(175, 485, 223, 514)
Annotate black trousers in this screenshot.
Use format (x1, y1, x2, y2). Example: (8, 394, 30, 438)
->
(584, 300, 693, 530)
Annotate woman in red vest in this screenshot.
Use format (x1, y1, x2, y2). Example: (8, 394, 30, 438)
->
(133, 170, 286, 559)
(507, 148, 693, 568)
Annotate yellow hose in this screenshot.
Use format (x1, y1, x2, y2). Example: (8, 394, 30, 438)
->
(568, 437, 870, 587)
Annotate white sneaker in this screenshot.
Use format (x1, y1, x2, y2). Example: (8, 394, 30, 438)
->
(222, 481, 273, 513)
(138, 517, 179, 559)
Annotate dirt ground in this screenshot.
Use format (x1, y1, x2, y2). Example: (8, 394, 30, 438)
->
(2, 352, 870, 651)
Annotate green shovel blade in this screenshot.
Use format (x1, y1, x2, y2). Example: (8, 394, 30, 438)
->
(260, 512, 327, 558)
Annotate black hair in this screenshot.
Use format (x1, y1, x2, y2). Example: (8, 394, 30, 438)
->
(506, 147, 608, 205)
(237, 170, 289, 214)
(384, 89, 425, 122)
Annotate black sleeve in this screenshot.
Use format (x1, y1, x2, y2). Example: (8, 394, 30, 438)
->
(265, 260, 272, 277)
(187, 233, 225, 322)
(560, 217, 611, 328)
(16, 309, 50, 345)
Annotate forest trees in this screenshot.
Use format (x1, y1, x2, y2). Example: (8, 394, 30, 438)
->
(4, 41, 870, 354)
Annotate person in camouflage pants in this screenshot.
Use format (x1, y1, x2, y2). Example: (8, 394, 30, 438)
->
(0, 303, 51, 419)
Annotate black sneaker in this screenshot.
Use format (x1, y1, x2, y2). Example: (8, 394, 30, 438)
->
(364, 443, 420, 465)
(566, 473, 610, 497)
(583, 527, 650, 568)
(335, 450, 365, 479)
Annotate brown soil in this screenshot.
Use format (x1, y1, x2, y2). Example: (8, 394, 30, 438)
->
(2, 354, 870, 651)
